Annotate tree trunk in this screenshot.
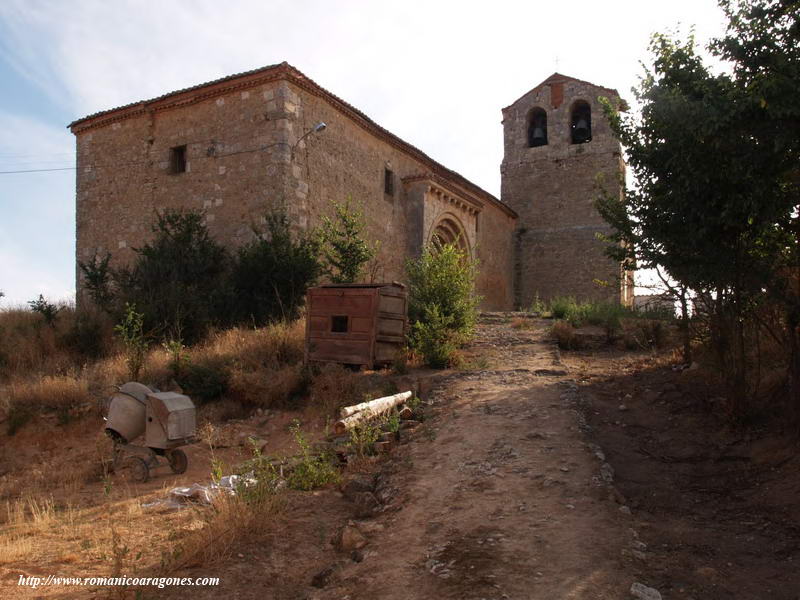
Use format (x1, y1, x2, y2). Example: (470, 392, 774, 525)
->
(679, 286, 692, 364)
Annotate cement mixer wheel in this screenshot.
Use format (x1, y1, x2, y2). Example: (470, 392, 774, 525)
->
(167, 449, 188, 474)
(119, 456, 149, 483)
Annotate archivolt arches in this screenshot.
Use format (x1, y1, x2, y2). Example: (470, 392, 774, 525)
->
(429, 214, 470, 255)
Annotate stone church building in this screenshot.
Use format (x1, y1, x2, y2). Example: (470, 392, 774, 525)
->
(69, 62, 629, 310)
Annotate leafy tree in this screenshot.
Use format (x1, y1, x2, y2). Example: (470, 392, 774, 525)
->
(79, 252, 115, 311)
(318, 200, 378, 284)
(596, 2, 800, 421)
(116, 209, 230, 344)
(115, 303, 147, 381)
(232, 213, 322, 324)
(406, 242, 480, 367)
(28, 294, 61, 326)
(714, 0, 800, 423)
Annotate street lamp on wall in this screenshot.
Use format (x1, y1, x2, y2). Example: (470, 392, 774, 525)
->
(291, 122, 327, 158)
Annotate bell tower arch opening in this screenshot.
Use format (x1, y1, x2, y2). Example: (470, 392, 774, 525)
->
(570, 100, 592, 144)
(527, 107, 548, 147)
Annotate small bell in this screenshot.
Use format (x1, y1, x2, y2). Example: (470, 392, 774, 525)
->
(573, 118, 590, 143)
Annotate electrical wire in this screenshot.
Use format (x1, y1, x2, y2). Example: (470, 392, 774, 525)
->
(0, 135, 299, 175)
(0, 166, 76, 174)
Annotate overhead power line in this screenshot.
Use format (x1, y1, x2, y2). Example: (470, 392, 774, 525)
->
(0, 166, 76, 174)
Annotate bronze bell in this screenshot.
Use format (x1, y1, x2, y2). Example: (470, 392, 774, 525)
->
(573, 118, 590, 142)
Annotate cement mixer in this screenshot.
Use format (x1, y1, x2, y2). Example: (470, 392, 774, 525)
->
(105, 382, 196, 483)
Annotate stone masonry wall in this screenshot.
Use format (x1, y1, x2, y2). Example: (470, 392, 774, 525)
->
(74, 70, 516, 309)
(74, 80, 294, 289)
(284, 79, 515, 308)
(501, 76, 626, 307)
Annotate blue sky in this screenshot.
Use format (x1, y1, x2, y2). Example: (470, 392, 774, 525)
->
(0, 0, 729, 306)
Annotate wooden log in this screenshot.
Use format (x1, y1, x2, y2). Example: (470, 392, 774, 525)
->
(339, 391, 413, 418)
(335, 391, 413, 435)
(374, 440, 393, 454)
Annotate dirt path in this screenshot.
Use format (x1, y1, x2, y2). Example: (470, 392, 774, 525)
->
(312, 319, 637, 599)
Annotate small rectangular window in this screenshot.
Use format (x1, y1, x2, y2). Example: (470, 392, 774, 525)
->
(331, 315, 349, 333)
(170, 145, 187, 174)
(384, 168, 394, 196)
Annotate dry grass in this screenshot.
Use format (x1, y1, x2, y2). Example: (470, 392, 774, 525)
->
(0, 313, 339, 588)
(229, 365, 305, 408)
(7, 373, 90, 412)
(307, 363, 364, 417)
(510, 317, 536, 330)
(165, 491, 284, 571)
(0, 310, 308, 435)
(551, 320, 583, 350)
(0, 427, 113, 501)
(0, 304, 115, 377)
(194, 320, 305, 370)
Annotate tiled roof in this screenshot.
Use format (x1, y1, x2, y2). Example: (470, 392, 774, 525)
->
(68, 62, 515, 217)
(67, 62, 285, 128)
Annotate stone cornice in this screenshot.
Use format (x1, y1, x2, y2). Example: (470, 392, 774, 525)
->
(402, 173, 489, 216)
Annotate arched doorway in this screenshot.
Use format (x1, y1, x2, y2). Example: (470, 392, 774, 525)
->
(430, 215, 470, 255)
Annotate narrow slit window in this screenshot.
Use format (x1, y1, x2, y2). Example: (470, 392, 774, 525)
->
(170, 145, 187, 174)
(384, 168, 394, 196)
(331, 315, 349, 333)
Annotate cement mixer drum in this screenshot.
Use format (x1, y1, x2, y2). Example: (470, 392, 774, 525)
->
(105, 382, 151, 443)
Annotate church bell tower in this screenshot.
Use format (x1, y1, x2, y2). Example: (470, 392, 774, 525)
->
(500, 73, 632, 308)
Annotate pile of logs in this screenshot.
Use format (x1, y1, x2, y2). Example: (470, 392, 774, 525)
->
(332, 390, 420, 455)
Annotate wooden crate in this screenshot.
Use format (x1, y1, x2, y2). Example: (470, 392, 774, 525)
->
(305, 282, 407, 369)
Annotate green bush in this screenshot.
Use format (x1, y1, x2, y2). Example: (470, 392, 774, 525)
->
(177, 360, 230, 404)
(346, 413, 381, 458)
(78, 252, 114, 311)
(115, 303, 148, 381)
(406, 242, 480, 368)
(550, 297, 629, 334)
(115, 209, 230, 344)
(28, 294, 61, 326)
(318, 199, 378, 284)
(64, 308, 113, 360)
(286, 421, 340, 490)
(549, 296, 577, 320)
(583, 302, 628, 341)
(236, 441, 283, 506)
(232, 213, 321, 325)
(410, 305, 459, 369)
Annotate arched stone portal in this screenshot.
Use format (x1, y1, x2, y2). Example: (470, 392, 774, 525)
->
(430, 215, 470, 255)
